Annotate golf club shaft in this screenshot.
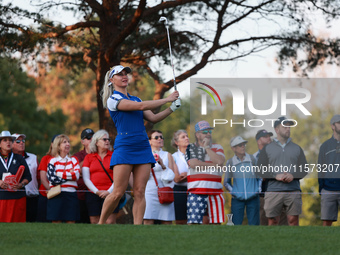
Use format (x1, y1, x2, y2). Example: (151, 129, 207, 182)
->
(164, 23, 177, 91)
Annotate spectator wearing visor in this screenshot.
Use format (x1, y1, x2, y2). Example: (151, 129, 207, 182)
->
(224, 136, 261, 225)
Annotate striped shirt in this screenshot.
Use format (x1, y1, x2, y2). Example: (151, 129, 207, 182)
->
(49, 155, 80, 192)
(186, 143, 225, 195)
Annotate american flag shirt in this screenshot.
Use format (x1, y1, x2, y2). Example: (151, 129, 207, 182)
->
(186, 143, 225, 195)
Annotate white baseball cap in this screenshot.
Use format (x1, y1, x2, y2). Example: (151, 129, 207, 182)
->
(108, 65, 132, 86)
(12, 133, 26, 140)
(230, 136, 248, 147)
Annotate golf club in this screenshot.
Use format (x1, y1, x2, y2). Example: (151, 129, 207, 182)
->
(159, 16, 177, 91)
(159, 16, 181, 109)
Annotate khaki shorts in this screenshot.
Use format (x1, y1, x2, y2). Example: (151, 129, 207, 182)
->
(264, 191, 302, 218)
(321, 189, 340, 221)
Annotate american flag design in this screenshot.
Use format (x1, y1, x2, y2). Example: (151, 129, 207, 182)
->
(187, 193, 225, 224)
(47, 163, 66, 186)
(185, 143, 205, 162)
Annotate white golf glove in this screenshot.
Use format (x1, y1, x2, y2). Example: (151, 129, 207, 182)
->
(170, 98, 181, 112)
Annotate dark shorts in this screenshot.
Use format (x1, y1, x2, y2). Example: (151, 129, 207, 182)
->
(173, 185, 187, 221)
(86, 192, 127, 216)
(47, 192, 80, 221)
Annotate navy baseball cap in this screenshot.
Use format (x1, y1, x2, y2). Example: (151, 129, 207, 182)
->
(81, 128, 94, 139)
(274, 117, 294, 128)
(51, 134, 60, 143)
(255, 129, 273, 141)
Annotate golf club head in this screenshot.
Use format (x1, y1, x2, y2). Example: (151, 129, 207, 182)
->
(159, 16, 168, 24)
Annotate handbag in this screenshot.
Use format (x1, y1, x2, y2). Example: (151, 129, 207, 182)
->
(47, 185, 61, 199)
(97, 158, 127, 209)
(151, 168, 174, 204)
(47, 159, 68, 199)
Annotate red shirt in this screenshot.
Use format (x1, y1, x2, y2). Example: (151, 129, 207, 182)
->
(83, 151, 113, 192)
(37, 155, 53, 197)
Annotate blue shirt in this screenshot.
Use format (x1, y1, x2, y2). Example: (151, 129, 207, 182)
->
(107, 91, 145, 134)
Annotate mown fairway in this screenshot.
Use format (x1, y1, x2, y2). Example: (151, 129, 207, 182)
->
(1, 223, 339, 255)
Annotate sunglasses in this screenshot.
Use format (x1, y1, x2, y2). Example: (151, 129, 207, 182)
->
(152, 136, 164, 140)
(15, 140, 25, 144)
(236, 143, 246, 147)
(101, 138, 111, 142)
(201, 130, 212, 134)
(83, 136, 93, 140)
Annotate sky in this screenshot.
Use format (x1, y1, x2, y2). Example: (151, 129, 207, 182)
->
(4, 0, 340, 99)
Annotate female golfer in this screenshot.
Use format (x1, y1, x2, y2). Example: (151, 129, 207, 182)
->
(99, 65, 180, 224)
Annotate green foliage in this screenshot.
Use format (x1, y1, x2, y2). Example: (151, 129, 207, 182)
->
(0, 57, 66, 159)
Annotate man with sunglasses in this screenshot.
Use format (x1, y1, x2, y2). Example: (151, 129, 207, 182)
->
(73, 128, 95, 224)
(224, 136, 261, 225)
(257, 117, 308, 226)
(318, 114, 340, 226)
(12, 133, 39, 222)
(185, 121, 225, 224)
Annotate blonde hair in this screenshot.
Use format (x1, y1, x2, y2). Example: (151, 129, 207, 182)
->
(51, 134, 70, 157)
(171, 130, 188, 149)
(89, 129, 112, 153)
(101, 69, 115, 109)
(46, 144, 53, 155)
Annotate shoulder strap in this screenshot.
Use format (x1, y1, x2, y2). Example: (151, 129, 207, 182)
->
(150, 168, 159, 187)
(97, 158, 113, 183)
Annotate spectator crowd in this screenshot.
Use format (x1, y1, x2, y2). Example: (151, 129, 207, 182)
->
(1, 114, 340, 226)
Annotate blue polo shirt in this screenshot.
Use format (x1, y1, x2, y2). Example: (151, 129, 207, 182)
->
(107, 91, 145, 134)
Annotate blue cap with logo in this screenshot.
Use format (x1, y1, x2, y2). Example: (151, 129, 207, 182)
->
(195, 121, 214, 132)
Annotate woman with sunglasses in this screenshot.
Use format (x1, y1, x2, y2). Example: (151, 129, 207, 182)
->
(0, 131, 31, 222)
(99, 65, 180, 225)
(82, 130, 126, 224)
(144, 130, 176, 224)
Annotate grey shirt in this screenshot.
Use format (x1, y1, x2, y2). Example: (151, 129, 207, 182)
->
(257, 138, 308, 192)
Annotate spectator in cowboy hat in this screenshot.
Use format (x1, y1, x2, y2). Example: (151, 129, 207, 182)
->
(0, 131, 32, 222)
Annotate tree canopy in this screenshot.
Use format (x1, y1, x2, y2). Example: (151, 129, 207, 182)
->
(0, 57, 67, 158)
(1, 0, 340, 133)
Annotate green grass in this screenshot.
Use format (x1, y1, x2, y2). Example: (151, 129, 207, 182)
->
(1, 224, 340, 255)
